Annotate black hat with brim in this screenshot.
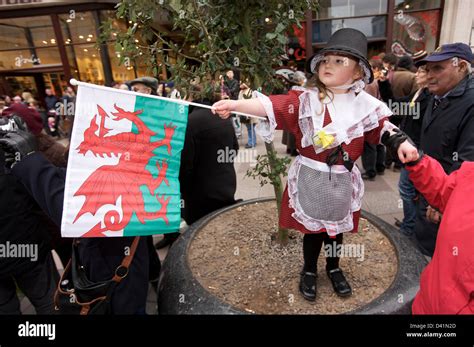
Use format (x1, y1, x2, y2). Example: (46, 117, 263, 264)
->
(306, 28, 373, 84)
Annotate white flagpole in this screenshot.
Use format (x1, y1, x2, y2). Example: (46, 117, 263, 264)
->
(69, 79, 267, 120)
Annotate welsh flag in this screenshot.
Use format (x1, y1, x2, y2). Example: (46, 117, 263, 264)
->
(61, 82, 188, 237)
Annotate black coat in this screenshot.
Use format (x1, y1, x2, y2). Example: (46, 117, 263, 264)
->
(420, 75, 474, 174)
(0, 152, 52, 277)
(397, 87, 431, 147)
(11, 153, 150, 314)
(180, 102, 239, 224)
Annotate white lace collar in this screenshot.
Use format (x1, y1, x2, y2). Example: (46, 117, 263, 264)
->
(297, 87, 392, 152)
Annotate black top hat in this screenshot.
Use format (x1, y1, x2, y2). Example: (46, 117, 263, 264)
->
(306, 28, 373, 84)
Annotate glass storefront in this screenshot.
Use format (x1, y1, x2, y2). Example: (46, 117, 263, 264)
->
(0, 1, 160, 104)
(0, 15, 59, 71)
(0, 5, 146, 97)
(391, 2, 442, 56)
(394, 0, 441, 12)
(313, 16, 387, 43)
(0, 0, 445, 99)
(311, 0, 443, 59)
(315, 0, 389, 19)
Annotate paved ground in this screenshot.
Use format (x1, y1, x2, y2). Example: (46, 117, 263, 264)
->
(20, 129, 403, 314)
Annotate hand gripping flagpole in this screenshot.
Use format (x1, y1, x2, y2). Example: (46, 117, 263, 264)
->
(69, 79, 267, 120)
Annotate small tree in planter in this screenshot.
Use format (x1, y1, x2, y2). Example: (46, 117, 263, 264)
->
(100, 0, 318, 244)
(245, 151, 292, 245)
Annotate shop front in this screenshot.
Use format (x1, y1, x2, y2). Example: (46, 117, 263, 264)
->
(308, 0, 444, 59)
(0, 0, 146, 105)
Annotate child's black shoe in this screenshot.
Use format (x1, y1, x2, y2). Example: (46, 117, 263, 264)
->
(299, 271, 317, 301)
(327, 268, 352, 297)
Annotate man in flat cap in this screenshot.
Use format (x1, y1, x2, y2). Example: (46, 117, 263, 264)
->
(130, 77, 159, 95)
(413, 43, 474, 257)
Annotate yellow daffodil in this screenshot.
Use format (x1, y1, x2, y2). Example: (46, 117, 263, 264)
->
(313, 130, 335, 149)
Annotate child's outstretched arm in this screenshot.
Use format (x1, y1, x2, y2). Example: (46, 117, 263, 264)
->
(381, 128, 419, 164)
(212, 98, 267, 119)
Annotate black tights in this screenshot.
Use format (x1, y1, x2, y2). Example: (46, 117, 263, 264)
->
(303, 233, 343, 273)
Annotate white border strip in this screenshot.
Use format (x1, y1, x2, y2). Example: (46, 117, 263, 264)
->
(69, 79, 266, 120)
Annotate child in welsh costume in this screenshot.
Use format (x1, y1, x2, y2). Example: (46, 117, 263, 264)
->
(212, 28, 419, 301)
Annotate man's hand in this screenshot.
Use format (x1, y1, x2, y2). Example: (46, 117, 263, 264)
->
(0, 130, 37, 168)
(426, 205, 442, 224)
(211, 100, 237, 119)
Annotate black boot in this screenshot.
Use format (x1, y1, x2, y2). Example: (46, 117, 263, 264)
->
(327, 268, 352, 297)
(299, 271, 317, 301)
(155, 232, 179, 249)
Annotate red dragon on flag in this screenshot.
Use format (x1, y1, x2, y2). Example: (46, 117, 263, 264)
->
(73, 104, 176, 237)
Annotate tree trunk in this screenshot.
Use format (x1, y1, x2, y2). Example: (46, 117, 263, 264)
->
(264, 141, 289, 246)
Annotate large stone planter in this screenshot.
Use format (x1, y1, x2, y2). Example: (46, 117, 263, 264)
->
(157, 198, 427, 314)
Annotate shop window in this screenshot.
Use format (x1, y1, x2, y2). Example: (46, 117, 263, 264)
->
(0, 15, 53, 50)
(394, 0, 441, 12)
(72, 43, 104, 84)
(0, 15, 60, 71)
(313, 16, 386, 43)
(59, 12, 97, 45)
(392, 9, 440, 56)
(315, 0, 388, 19)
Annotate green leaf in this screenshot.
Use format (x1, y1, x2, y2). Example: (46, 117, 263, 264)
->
(265, 32, 277, 40)
(275, 22, 286, 33)
(276, 34, 287, 45)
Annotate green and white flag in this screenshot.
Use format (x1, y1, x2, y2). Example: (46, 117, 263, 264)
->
(61, 82, 188, 237)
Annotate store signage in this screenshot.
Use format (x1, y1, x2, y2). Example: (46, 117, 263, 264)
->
(0, 0, 117, 9)
(14, 54, 41, 67)
(0, 0, 43, 5)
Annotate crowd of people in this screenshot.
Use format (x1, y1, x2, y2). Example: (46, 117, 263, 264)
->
(0, 28, 473, 315)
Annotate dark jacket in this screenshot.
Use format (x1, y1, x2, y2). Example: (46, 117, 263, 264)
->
(180, 101, 239, 224)
(420, 75, 474, 174)
(0, 152, 52, 277)
(44, 95, 58, 112)
(11, 153, 149, 314)
(396, 87, 431, 147)
(224, 78, 240, 100)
